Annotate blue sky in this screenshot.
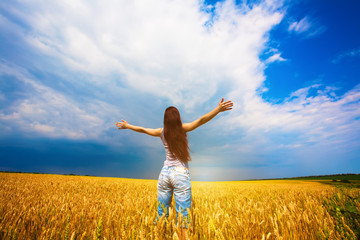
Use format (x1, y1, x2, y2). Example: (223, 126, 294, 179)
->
(0, 0, 359, 181)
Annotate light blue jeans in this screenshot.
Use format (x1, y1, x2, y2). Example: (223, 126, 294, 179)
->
(157, 166, 192, 226)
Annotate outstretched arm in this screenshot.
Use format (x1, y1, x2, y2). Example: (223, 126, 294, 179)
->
(182, 98, 233, 132)
(116, 120, 162, 137)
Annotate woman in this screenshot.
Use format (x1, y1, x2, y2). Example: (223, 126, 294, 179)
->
(115, 98, 233, 230)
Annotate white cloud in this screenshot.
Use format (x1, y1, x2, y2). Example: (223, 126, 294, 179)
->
(288, 16, 326, 38)
(0, 0, 284, 110)
(29, 122, 55, 134)
(332, 48, 360, 64)
(265, 53, 286, 63)
(288, 16, 311, 33)
(0, 61, 120, 140)
(227, 84, 360, 149)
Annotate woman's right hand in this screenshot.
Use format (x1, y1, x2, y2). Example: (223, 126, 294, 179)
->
(116, 120, 129, 129)
(217, 98, 233, 112)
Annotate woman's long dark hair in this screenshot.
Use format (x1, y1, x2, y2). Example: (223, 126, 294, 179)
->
(163, 106, 191, 163)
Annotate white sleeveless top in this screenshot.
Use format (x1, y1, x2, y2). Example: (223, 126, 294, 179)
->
(160, 130, 189, 168)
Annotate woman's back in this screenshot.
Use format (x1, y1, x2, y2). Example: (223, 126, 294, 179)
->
(160, 129, 189, 168)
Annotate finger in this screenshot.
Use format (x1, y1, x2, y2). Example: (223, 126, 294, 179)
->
(223, 103, 233, 108)
(223, 101, 233, 104)
(220, 98, 224, 104)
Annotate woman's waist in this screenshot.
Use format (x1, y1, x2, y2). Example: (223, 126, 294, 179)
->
(161, 165, 190, 175)
(163, 159, 189, 168)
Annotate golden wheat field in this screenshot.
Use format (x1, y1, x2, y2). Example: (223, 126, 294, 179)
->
(0, 172, 359, 240)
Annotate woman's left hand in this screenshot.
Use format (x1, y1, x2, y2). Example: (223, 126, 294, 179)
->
(218, 98, 233, 112)
(116, 120, 128, 129)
